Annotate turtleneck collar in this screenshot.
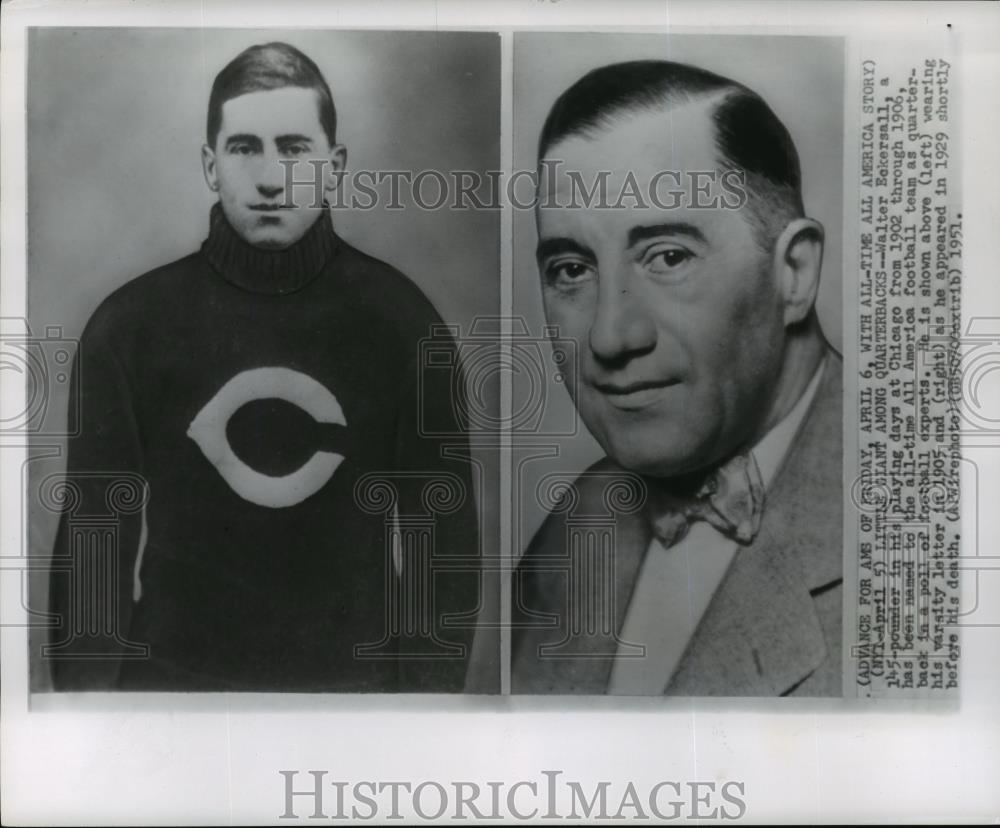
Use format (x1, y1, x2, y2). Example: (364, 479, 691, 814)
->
(200, 202, 340, 295)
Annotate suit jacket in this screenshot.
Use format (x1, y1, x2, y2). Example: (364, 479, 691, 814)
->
(512, 355, 844, 696)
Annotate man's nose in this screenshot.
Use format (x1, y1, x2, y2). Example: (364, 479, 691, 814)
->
(256, 182, 284, 200)
(255, 150, 287, 199)
(588, 278, 657, 364)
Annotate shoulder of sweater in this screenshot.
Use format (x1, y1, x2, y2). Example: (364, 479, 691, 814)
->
(332, 238, 444, 324)
(80, 251, 205, 344)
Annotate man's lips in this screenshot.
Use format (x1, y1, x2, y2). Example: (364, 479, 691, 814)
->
(249, 203, 287, 212)
(592, 378, 680, 409)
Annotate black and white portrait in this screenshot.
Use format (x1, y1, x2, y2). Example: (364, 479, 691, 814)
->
(28, 29, 501, 693)
(510, 33, 846, 696)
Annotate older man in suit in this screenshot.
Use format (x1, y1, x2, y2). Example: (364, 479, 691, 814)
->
(512, 60, 843, 696)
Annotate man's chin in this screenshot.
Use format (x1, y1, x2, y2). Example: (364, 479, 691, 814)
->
(243, 216, 320, 250)
(238, 224, 299, 250)
(250, 236, 294, 251)
(596, 433, 714, 480)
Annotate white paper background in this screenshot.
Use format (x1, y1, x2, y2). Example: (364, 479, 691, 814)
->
(2, 1, 999, 824)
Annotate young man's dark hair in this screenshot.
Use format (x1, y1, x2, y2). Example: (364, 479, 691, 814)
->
(538, 59, 804, 250)
(206, 42, 338, 148)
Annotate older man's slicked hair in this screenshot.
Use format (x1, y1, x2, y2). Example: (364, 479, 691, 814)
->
(538, 60, 805, 250)
(207, 42, 337, 149)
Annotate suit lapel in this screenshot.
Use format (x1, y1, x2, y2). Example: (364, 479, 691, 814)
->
(665, 524, 829, 696)
(665, 355, 844, 696)
(510, 462, 650, 694)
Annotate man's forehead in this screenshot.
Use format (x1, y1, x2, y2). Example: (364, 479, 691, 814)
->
(534, 99, 749, 249)
(536, 198, 724, 243)
(541, 99, 720, 184)
(218, 86, 324, 136)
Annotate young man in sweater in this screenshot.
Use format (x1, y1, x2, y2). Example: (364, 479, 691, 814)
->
(48, 42, 479, 692)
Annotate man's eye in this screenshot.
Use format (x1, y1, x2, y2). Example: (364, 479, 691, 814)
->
(231, 144, 255, 156)
(645, 247, 693, 273)
(545, 260, 595, 286)
(284, 145, 309, 157)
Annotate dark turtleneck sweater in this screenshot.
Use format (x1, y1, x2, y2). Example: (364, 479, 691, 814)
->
(49, 205, 479, 692)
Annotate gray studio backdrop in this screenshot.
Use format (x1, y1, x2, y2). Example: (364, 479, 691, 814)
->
(26, 28, 500, 691)
(512, 33, 846, 555)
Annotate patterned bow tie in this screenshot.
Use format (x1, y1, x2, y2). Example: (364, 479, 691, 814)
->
(646, 453, 765, 548)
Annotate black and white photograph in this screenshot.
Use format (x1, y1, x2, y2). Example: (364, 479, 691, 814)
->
(1, 1, 997, 824)
(24, 28, 502, 694)
(511, 33, 846, 696)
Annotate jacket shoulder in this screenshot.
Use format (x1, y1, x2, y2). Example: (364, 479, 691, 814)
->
(769, 350, 844, 592)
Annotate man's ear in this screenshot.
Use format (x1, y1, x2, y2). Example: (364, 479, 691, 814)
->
(201, 144, 220, 193)
(774, 217, 824, 326)
(323, 143, 348, 195)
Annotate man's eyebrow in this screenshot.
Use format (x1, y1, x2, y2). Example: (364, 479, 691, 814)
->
(224, 133, 262, 149)
(536, 237, 596, 262)
(275, 134, 314, 145)
(626, 222, 708, 248)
